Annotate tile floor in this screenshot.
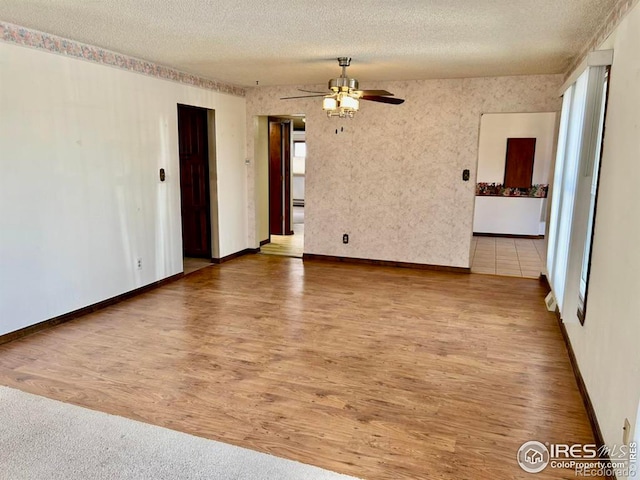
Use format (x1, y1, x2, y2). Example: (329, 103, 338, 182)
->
(470, 236, 546, 278)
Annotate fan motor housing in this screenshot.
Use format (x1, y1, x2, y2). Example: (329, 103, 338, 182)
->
(329, 77, 358, 91)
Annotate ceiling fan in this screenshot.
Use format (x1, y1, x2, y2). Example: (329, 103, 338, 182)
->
(280, 57, 405, 118)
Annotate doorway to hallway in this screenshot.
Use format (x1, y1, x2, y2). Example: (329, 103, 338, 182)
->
(258, 115, 305, 258)
(261, 208, 304, 257)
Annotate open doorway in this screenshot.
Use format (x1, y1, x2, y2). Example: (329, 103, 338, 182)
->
(177, 104, 218, 274)
(256, 115, 305, 258)
(470, 112, 557, 278)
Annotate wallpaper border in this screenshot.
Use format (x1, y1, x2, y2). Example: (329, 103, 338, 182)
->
(0, 21, 246, 97)
(565, 0, 640, 78)
(476, 183, 549, 198)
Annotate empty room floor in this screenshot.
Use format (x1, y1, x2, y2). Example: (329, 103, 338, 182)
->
(183, 257, 212, 275)
(471, 236, 546, 278)
(0, 256, 597, 480)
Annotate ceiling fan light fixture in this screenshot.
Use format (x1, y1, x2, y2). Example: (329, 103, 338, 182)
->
(339, 94, 359, 111)
(322, 96, 338, 111)
(323, 92, 360, 118)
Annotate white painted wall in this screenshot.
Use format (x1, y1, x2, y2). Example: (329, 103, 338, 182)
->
(0, 41, 247, 336)
(477, 112, 557, 184)
(254, 116, 269, 243)
(207, 110, 221, 259)
(563, 2, 640, 469)
(473, 197, 546, 235)
(293, 175, 305, 202)
(474, 112, 556, 235)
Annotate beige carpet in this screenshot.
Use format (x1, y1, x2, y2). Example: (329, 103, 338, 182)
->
(0, 386, 361, 480)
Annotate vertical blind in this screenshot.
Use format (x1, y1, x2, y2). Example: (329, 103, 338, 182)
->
(546, 63, 609, 323)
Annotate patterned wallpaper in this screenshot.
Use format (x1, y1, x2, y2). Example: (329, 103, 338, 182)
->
(246, 75, 563, 268)
(0, 21, 245, 97)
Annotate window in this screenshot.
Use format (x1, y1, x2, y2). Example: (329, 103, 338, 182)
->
(293, 141, 306, 158)
(547, 72, 589, 310)
(546, 86, 573, 284)
(578, 70, 609, 322)
(546, 60, 610, 325)
(292, 141, 306, 175)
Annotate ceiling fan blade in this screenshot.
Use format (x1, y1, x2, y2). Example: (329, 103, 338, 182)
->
(298, 88, 328, 94)
(361, 95, 405, 105)
(280, 94, 327, 100)
(358, 90, 394, 97)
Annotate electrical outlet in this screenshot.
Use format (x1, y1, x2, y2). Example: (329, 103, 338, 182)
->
(343, 234, 349, 244)
(623, 418, 631, 444)
(136, 257, 142, 270)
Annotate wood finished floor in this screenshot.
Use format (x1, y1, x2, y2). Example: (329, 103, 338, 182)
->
(0, 255, 598, 480)
(183, 256, 213, 275)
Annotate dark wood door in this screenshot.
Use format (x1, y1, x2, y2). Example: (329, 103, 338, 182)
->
(504, 138, 536, 188)
(178, 104, 211, 258)
(268, 118, 292, 235)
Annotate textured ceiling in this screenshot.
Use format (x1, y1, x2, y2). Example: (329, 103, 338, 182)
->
(0, 0, 616, 87)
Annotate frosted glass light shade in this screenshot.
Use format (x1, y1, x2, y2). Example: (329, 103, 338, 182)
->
(322, 96, 337, 111)
(340, 94, 359, 111)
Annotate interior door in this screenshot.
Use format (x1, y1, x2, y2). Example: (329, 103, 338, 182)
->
(178, 104, 211, 258)
(504, 138, 537, 188)
(268, 118, 292, 235)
